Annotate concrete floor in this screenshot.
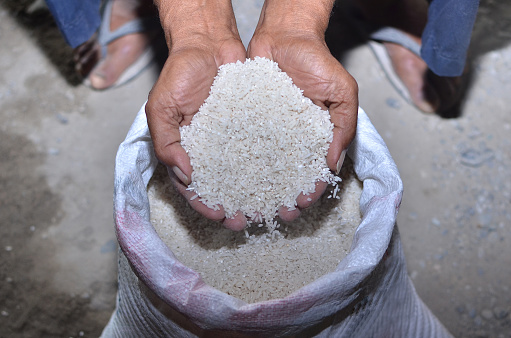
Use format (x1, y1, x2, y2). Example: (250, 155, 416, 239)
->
(0, 0, 510, 337)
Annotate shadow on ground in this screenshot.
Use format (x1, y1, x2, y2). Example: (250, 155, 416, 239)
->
(0, 0, 81, 86)
(0, 0, 167, 88)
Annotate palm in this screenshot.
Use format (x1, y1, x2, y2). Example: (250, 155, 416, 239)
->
(269, 41, 336, 108)
(146, 39, 246, 227)
(248, 33, 358, 216)
(150, 41, 246, 127)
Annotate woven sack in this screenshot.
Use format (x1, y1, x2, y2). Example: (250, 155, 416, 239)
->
(101, 104, 451, 337)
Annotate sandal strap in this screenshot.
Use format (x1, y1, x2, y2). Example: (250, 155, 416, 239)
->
(98, 0, 162, 56)
(369, 27, 421, 58)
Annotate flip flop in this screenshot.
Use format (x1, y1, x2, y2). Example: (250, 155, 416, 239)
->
(367, 27, 422, 109)
(367, 27, 468, 115)
(342, 8, 428, 110)
(83, 0, 165, 89)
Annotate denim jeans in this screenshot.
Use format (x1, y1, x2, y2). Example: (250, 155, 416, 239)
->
(421, 0, 480, 76)
(45, 0, 101, 48)
(45, 0, 478, 77)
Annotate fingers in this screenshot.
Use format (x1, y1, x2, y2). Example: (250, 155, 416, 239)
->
(170, 164, 249, 230)
(171, 169, 247, 231)
(278, 206, 301, 222)
(247, 30, 274, 61)
(248, 35, 357, 220)
(148, 48, 251, 230)
(146, 53, 214, 180)
(171, 175, 225, 221)
(223, 212, 247, 231)
(146, 100, 193, 184)
(325, 63, 358, 173)
(296, 181, 328, 209)
(278, 180, 328, 222)
(249, 34, 358, 173)
(147, 56, 220, 224)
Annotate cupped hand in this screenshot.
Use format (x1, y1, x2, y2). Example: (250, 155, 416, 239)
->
(146, 30, 247, 230)
(248, 22, 359, 221)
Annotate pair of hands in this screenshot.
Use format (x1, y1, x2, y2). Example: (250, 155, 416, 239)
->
(146, 0, 358, 231)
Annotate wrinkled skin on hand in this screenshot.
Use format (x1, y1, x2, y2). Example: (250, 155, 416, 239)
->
(248, 29, 358, 221)
(146, 0, 358, 231)
(146, 37, 248, 230)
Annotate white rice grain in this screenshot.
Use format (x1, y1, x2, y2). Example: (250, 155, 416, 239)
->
(149, 160, 362, 304)
(180, 57, 340, 225)
(148, 58, 362, 303)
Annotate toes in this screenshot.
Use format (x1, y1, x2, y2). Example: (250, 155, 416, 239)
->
(74, 38, 96, 60)
(416, 79, 440, 114)
(88, 60, 111, 90)
(384, 41, 440, 113)
(88, 47, 126, 90)
(75, 44, 101, 77)
(425, 70, 464, 114)
(88, 35, 150, 90)
(73, 37, 101, 78)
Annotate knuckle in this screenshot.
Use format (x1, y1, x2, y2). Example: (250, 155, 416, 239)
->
(342, 73, 359, 98)
(153, 145, 167, 164)
(147, 93, 183, 127)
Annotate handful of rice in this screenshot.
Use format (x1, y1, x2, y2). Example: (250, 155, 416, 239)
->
(180, 57, 340, 225)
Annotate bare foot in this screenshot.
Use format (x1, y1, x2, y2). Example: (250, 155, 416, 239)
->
(384, 36, 465, 114)
(354, 0, 465, 114)
(383, 37, 438, 113)
(74, 0, 159, 90)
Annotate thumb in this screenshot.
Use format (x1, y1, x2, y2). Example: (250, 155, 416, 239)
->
(146, 104, 193, 185)
(146, 87, 193, 186)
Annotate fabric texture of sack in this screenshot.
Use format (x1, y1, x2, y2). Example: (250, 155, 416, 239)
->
(101, 104, 452, 337)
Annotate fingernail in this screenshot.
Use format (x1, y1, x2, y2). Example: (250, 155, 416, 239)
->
(336, 149, 347, 175)
(172, 166, 189, 185)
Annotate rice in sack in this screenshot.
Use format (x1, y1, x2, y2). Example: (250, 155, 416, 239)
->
(149, 159, 361, 303)
(147, 57, 362, 303)
(102, 57, 452, 337)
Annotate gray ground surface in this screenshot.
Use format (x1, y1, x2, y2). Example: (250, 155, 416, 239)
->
(0, 0, 510, 337)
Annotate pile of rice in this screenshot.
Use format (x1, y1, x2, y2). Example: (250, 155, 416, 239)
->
(149, 161, 362, 303)
(148, 57, 363, 303)
(180, 57, 340, 226)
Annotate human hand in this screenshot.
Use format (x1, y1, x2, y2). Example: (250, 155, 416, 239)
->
(146, 0, 247, 230)
(248, 0, 359, 221)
